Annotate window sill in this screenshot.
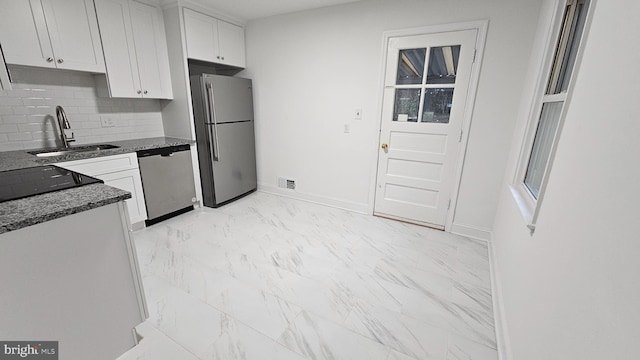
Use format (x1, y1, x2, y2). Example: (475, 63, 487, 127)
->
(509, 184, 536, 235)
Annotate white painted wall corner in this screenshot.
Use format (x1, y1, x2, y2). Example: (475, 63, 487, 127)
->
(488, 234, 513, 360)
(449, 222, 492, 242)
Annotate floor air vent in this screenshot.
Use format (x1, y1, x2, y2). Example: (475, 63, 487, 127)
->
(278, 177, 296, 190)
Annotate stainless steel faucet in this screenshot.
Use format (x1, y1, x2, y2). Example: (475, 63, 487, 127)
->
(55, 105, 75, 148)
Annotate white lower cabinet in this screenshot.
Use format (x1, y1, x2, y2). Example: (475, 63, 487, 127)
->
(97, 169, 147, 224)
(56, 153, 148, 226)
(0, 202, 146, 360)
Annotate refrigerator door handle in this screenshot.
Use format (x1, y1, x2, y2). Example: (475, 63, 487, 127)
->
(206, 125, 218, 161)
(205, 83, 220, 161)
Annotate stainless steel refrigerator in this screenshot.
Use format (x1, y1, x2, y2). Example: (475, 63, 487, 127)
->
(190, 74, 257, 207)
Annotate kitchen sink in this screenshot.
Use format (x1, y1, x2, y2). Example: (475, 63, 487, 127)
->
(29, 144, 120, 157)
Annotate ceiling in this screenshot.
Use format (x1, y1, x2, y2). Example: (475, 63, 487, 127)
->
(188, 0, 364, 21)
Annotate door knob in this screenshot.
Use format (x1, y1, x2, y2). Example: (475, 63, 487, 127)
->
(381, 143, 389, 152)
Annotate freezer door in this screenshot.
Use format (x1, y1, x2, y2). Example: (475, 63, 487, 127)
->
(210, 121, 257, 204)
(205, 74, 253, 123)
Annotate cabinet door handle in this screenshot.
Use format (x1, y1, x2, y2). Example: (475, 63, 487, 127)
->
(137, 90, 142, 94)
(216, 56, 220, 59)
(57, 58, 64, 64)
(143, 90, 148, 95)
(221, 56, 225, 61)
(46, 57, 54, 63)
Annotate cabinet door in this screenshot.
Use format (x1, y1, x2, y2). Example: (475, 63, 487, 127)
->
(56, 153, 147, 226)
(98, 169, 148, 225)
(183, 8, 219, 63)
(0, 0, 55, 68)
(218, 20, 246, 68)
(130, 1, 173, 99)
(94, 0, 141, 98)
(41, 0, 105, 73)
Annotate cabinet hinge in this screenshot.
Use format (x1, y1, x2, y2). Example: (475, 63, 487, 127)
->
(472, 49, 477, 63)
(447, 199, 451, 210)
(458, 130, 463, 142)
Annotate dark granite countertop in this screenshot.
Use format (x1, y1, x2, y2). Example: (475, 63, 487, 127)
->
(0, 137, 194, 172)
(0, 137, 194, 233)
(0, 183, 131, 234)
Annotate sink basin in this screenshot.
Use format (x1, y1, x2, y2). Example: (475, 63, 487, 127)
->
(29, 144, 120, 158)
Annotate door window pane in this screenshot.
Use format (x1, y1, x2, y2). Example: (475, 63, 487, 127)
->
(396, 48, 426, 85)
(524, 101, 563, 198)
(427, 46, 461, 84)
(421, 88, 454, 123)
(393, 89, 421, 122)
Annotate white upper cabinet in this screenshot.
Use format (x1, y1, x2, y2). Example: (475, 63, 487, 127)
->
(0, 0, 105, 73)
(129, 1, 172, 99)
(217, 20, 246, 68)
(94, 0, 172, 99)
(183, 8, 246, 68)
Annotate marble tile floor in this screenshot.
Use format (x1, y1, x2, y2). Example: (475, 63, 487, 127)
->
(119, 192, 497, 360)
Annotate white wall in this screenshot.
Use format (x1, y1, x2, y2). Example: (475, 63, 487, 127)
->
(491, 0, 640, 358)
(0, 67, 164, 151)
(242, 0, 541, 233)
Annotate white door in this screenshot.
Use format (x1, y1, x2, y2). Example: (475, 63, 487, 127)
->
(374, 30, 477, 229)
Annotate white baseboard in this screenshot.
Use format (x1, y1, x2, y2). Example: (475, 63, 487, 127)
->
(258, 184, 370, 214)
(450, 222, 492, 242)
(488, 235, 512, 360)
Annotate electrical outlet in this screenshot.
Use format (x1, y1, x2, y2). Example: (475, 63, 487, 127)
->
(355, 108, 362, 120)
(100, 116, 115, 128)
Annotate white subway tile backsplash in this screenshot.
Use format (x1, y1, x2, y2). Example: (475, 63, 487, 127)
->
(0, 124, 18, 133)
(6, 132, 31, 141)
(0, 66, 165, 151)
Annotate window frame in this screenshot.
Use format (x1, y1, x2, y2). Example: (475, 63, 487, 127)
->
(511, 0, 593, 233)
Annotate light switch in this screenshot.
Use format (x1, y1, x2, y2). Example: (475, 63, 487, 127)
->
(344, 124, 350, 133)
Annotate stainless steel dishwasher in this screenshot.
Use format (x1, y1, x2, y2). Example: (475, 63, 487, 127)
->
(137, 144, 197, 226)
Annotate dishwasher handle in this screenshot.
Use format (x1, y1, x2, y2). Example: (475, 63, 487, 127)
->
(137, 144, 190, 158)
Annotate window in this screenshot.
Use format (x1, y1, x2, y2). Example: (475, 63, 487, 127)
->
(513, 0, 590, 230)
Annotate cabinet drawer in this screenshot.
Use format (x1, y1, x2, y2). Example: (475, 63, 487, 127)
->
(57, 153, 138, 175)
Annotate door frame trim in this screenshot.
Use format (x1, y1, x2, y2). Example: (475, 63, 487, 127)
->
(368, 20, 489, 232)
